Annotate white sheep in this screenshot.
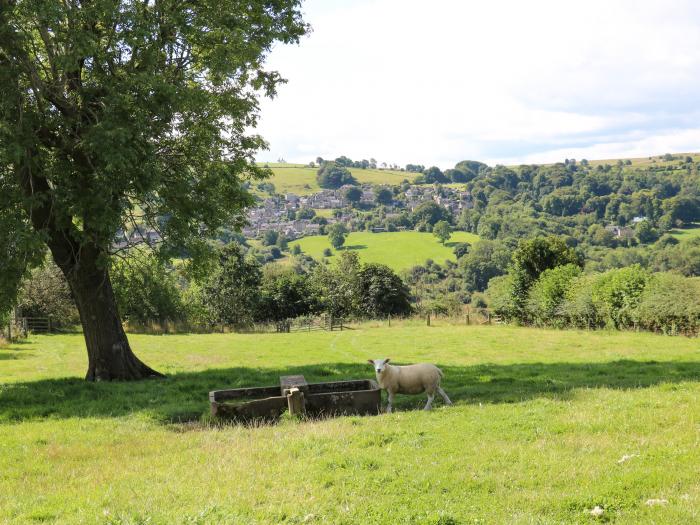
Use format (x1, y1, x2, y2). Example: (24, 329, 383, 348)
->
(368, 358, 452, 413)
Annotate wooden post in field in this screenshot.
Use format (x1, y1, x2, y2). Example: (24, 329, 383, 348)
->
(487, 312, 491, 324)
(426, 313, 431, 326)
(388, 314, 391, 327)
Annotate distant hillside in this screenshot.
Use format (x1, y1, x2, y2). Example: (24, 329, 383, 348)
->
(256, 163, 410, 195)
(255, 153, 700, 195)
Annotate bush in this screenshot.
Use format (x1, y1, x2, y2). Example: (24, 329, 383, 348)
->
(16, 259, 80, 328)
(485, 274, 518, 320)
(357, 263, 412, 317)
(202, 243, 261, 327)
(256, 266, 318, 323)
(526, 264, 581, 327)
(561, 274, 601, 329)
(111, 250, 186, 325)
(591, 265, 650, 329)
(635, 273, 700, 335)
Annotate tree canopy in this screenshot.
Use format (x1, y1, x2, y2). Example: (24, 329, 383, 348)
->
(0, 0, 308, 380)
(316, 162, 357, 189)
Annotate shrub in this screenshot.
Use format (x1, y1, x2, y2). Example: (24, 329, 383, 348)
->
(470, 293, 488, 308)
(257, 266, 318, 323)
(485, 274, 518, 321)
(561, 274, 601, 329)
(591, 265, 650, 329)
(509, 237, 583, 320)
(635, 273, 700, 335)
(202, 243, 261, 327)
(526, 264, 581, 327)
(357, 263, 412, 317)
(16, 259, 80, 328)
(111, 250, 186, 325)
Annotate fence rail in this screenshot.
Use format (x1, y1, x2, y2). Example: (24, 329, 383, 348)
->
(4, 316, 56, 339)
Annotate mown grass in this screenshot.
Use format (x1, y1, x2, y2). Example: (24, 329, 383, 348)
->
(292, 231, 479, 271)
(260, 164, 410, 195)
(1, 321, 700, 524)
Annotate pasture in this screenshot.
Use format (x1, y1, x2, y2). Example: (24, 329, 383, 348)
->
(669, 223, 700, 242)
(1, 322, 699, 524)
(292, 230, 480, 271)
(259, 164, 410, 195)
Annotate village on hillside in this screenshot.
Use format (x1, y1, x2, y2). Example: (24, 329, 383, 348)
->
(241, 184, 474, 240)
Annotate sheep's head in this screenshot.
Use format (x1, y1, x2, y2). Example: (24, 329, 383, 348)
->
(367, 358, 391, 375)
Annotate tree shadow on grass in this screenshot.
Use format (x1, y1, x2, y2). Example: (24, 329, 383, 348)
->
(341, 244, 368, 251)
(0, 351, 36, 361)
(1, 360, 699, 424)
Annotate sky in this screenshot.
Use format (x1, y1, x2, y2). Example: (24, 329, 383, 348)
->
(255, 0, 700, 169)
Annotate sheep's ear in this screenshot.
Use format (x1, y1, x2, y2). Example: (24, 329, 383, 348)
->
(367, 359, 375, 365)
(385, 358, 391, 364)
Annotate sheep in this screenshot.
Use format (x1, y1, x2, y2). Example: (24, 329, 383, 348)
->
(367, 358, 452, 413)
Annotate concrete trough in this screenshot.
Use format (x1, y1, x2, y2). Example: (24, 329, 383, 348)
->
(210, 375, 381, 423)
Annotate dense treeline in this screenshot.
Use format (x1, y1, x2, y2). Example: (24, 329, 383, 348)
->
(12, 246, 412, 331)
(485, 238, 700, 335)
(454, 157, 700, 244)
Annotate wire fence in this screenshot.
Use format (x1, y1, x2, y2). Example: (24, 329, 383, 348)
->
(3, 308, 498, 341)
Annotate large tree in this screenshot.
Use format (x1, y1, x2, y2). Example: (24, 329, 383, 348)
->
(0, 0, 307, 380)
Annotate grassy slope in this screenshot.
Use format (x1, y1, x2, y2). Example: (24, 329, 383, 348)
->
(260, 164, 410, 195)
(291, 231, 480, 271)
(2, 323, 700, 524)
(669, 223, 700, 242)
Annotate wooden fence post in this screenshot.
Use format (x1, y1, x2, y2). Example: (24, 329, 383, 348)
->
(426, 313, 431, 326)
(388, 314, 391, 327)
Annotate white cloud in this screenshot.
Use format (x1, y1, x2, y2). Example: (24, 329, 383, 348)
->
(255, 0, 700, 168)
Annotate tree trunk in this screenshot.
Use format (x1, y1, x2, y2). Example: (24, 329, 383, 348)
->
(14, 150, 161, 381)
(55, 245, 163, 381)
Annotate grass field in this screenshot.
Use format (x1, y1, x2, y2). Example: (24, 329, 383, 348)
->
(2, 322, 700, 524)
(292, 231, 480, 271)
(258, 164, 411, 195)
(669, 223, 700, 242)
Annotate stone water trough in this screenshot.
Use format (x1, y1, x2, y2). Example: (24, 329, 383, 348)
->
(210, 374, 381, 422)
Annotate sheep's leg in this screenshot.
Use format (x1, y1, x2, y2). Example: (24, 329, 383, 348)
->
(424, 393, 435, 410)
(437, 387, 452, 405)
(386, 391, 394, 413)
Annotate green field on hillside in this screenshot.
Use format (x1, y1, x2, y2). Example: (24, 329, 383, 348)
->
(2, 323, 699, 524)
(259, 164, 410, 195)
(292, 230, 479, 271)
(669, 223, 700, 242)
